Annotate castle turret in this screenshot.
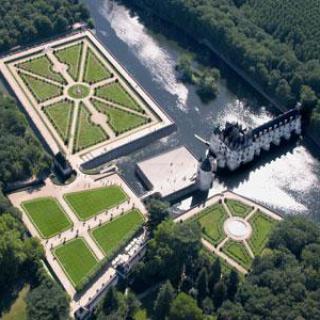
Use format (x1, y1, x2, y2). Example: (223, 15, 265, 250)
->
(197, 156, 215, 192)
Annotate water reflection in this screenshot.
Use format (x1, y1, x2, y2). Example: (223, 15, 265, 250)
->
(85, 0, 320, 220)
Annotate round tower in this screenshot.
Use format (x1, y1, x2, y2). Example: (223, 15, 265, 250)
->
(197, 157, 215, 192)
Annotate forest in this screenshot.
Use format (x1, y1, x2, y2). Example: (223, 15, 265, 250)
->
(94, 199, 320, 320)
(123, 0, 320, 140)
(0, 0, 90, 52)
(0, 94, 50, 187)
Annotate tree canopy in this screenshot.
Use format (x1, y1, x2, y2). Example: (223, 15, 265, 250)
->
(126, 0, 320, 140)
(0, 0, 90, 53)
(0, 94, 50, 186)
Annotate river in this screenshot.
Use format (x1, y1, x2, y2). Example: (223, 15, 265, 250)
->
(85, 0, 320, 220)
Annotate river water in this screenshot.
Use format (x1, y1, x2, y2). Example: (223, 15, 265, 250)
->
(85, 0, 320, 220)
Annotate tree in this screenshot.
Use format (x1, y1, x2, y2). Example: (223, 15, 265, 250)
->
(54, 16, 68, 34)
(196, 268, 209, 304)
(169, 293, 203, 320)
(146, 198, 169, 234)
(101, 286, 125, 316)
(34, 15, 53, 37)
(26, 279, 69, 320)
(154, 281, 175, 320)
(226, 270, 239, 301)
(213, 281, 226, 310)
(300, 85, 317, 109)
(126, 290, 141, 319)
(208, 258, 221, 295)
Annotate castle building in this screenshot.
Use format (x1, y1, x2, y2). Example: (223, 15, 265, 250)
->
(198, 107, 302, 173)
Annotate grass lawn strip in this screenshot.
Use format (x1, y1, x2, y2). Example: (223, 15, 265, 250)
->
(54, 43, 83, 81)
(91, 209, 144, 257)
(195, 204, 228, 245)
(43, 100, 74, 143)
(92, 99, 149, 134)
(248, 211, 277, 256)
(2, 285, 29, 320)
(64, 185, 128, 220)
(84, 47, 112, 83)
(74, 103, 108, 152)
(53, 238, 98, 288)
(95, 82, 143, 113)
(20, 72, 62, 103)
(17, 55, 65, 83)
(22, 197, 72, 239)
(222, 240, 253, 270)
(225, 199, 252, 218)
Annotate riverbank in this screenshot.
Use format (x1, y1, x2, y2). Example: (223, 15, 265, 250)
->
(118, 0, 320, 151)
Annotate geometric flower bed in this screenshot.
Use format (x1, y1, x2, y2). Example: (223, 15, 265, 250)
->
(22, 197, 73, 239)
(91, 209, 144, 257)
(2, 32, 161, 157)
(53, 237, 99, 288)
(194, 198, 278, 271)
(63, 186, 128, 220)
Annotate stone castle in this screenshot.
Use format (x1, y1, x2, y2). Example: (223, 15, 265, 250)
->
(196, 107, 302, 191)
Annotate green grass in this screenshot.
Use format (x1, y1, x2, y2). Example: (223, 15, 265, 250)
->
(84, 47, 112, 83)
(55, 43, 83, 81)
(74, 103, 108, 152)
(248, 211, 277, 256)
(196, 204, 228, 245)
(2, 285, 29, 320)
(17, 55, 65, 83)
(64, 186, 128, 220)
(92, 99, 148, 134)
(91, 209, 144, 256)
(225, 199, 252, 218)
(95, 82, 143, 112)
(22, 197, 72, 238)
(222, 240, 253, 270)
(68, 84, 90, 99)
(53, 238, 98, 287)
(134, 309, 148, 320)
(44, 100, 74, 143)
(20, 73, 62, 103)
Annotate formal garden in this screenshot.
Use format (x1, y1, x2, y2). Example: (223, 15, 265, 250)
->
(194, 198, 278, 271)
(5, 34, 156, 156)
(22, 197, 73, 239)
(63, 185, 128, 220)
(17, 181, 146, 293)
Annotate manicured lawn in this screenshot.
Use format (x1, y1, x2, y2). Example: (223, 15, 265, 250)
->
(64, 185, 128, 220)
(22, 197, 72, 238)
(84, 47, 112, 83)
(20, 73, 62, 103)
(17, 55, 65, 83)
(68, 84, 90, 99)
(53, 238, 98, 288)
(248, 211, 277, 256)
(196, 204, 228, 245)
(44, 100, 74, 142)
(55, 43, 83, 81)
(223, 240, 253, 270)
(95, 82, 143, 112)
(225, 199, 252, 218)
(74, 103, 108, 152)
(92, 99, 148, 134)
(2, 285, 29, 320)
(91, 209, 144, 256)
